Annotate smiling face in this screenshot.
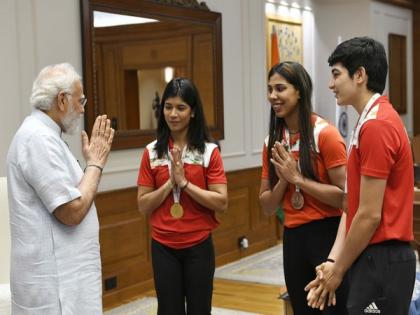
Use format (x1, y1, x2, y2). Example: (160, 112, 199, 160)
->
(163, 95, 193, 134)
(328, 62, 359, 106)
(267, 72, 300, 120)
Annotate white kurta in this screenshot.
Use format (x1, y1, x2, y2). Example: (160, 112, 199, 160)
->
(6, 110, 102, 314)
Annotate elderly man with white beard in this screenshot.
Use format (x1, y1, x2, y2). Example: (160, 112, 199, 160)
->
(6, 63, 114, 314)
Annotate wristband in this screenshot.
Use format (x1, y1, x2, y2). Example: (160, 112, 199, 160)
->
(326, 258, 335, 263)
(85, 164, 103, 173)
(180, 180, 189, 190)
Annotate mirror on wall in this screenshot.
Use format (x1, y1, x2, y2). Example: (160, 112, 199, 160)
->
(80, 0, 224, 150)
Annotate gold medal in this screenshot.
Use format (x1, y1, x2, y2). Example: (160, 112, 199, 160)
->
(170, 202, 184, 219)
(291, 190, 304, 210)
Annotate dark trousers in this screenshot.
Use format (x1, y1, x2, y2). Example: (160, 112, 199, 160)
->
(283, 216, 349, 315)
(347, 240, 416, 315)
(151, 235, 215, 315)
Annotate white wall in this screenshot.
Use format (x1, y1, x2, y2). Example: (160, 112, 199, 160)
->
(0, 0, 26, 175)
(312, 0, 371, 144)
(312, 0, 413, 142)
(0, 0, 84, 176)
(206, 0, 266, 171)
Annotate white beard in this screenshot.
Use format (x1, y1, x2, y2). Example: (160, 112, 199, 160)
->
(62, 103, 82, 135)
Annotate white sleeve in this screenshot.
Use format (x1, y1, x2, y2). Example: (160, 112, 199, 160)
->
(21, 133, 81, 213)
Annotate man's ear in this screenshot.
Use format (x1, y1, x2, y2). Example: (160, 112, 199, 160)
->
(355, 66, 368, 85)
(57, 92, 67, 112)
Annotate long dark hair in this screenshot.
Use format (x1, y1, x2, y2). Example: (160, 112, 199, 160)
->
(267, 62, 318, 188)
(155, 77, 212, 158)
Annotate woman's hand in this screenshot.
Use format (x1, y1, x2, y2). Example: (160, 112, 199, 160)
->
(270, 147, 285, 181)
(270, 141, 303, 185)
(169, 146, 187, 187)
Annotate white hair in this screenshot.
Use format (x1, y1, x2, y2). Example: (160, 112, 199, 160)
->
(30, 63, 82, 110)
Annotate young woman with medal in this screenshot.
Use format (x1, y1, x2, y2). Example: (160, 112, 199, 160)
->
(137, 78, 228, 315)
(259, 62, 349, 315)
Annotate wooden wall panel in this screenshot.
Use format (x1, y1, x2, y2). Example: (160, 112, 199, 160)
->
(388, 34, 407, 114)
(250, 183, 272, 230)
(376, 0, 414, 9)
(121, 37, 190, 67)
(415, 191, 420, 244)
(376, 0, 419, 135)
(100, 218, 145, 263)
(192, 32, 215, 126)
(96, 187, 153, 308)
(215, 187, 250, 233)
(95, 167, 279, 309)
(414, 1, 420, 135)
(99, 43, 126, 130)
(95, 25, 216, 133)
(414, 205, 420, 243)
(123, 70, 140, 130)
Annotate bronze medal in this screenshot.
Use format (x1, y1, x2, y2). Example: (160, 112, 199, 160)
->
(291, 190, 304, 210)
(170, 202, 184, 219)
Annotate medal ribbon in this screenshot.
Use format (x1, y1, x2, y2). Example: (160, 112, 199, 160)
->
(344, 93, 380, 193)
(283, 128, 300, 152)
(282, 128, 301, 194)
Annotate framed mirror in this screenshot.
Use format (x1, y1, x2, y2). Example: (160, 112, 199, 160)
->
(80, 0, 224, 150)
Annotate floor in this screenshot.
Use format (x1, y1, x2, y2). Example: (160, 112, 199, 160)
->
(104, 243, 288, 315)
(212, 279, 287, 315)
(114, 279, 288, 315)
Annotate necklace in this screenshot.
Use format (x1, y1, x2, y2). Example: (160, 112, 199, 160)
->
(344, 93, 380, 194)
(167, 145, 187, 219)
(282, 128, 304, 210)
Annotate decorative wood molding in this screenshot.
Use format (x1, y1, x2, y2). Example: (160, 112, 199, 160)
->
(146, 0, 209, 10)
(388, 34, 407, 114)
(414, 2, 420, 135)
(375, 0, 414, 9)
(80, 0, 223, 150)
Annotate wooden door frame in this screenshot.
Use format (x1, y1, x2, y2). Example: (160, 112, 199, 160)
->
(376, 0, 419, 135)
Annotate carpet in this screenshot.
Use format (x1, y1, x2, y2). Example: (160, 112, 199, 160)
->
(214, 244, 284, 286)
(104, 297, 259, 315)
